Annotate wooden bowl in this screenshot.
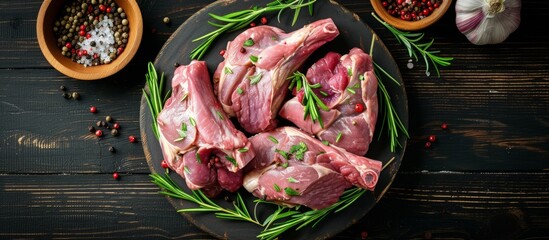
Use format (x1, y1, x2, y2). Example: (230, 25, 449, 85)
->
(371, 0, 452, 31)
(37, 0, 143, 80)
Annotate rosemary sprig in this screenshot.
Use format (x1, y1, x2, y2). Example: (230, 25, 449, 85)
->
(142, 62, 171, 139)
(374, 64, 409, 152)
(288, 71, 329, 128)
(371, 12, 453, 77)
(150, 173, 262, 226)
(257, 187, 366, 240)
(190, 0, 316, 60)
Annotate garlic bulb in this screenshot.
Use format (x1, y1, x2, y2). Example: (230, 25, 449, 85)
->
(456, 0, 521, 45)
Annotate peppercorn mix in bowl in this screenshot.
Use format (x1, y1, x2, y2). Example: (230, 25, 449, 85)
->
(371, 0, 452, 31)
(37, 0, 143, 80)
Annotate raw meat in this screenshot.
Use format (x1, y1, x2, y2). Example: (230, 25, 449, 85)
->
(157, 61, 255, 197)
(243, 127, 382, 209)
(279, 48, 378, 155)
(244, 160, 351, 210)
(213, 18, 339, 133)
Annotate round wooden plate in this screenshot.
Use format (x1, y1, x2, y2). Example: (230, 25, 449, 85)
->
(140, 0, 408, 239)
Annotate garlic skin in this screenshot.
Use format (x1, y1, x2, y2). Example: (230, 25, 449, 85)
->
(456, 0, 521, 45)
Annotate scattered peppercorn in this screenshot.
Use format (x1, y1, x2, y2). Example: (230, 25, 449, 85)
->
(161, 160, 169, 169)
(59, 85, 67, 91)
(105, 115, 113, 122)
(174, 62, 180, 68)
(354, 103, 365, 113)
(113, 122, 120, 129)
(109, 146, 116, 153)
(111, 128, 119, 136)
(112, 172, 120, 180)
(425, 141, 432, 149)
(360, 231, 368, 239)
(96, 121, 102, 127)
(95, 129, 103, 137)
(100, 121, 107, 127)
(428, 135, 436, 142)
(90, 106, 97, 113)
(260, 16, 268, 25)
(88, 126, 96, 133)
(128, 135, 137, 143)
(71, 92, 80, 100)
(219, 49, 226, 56)
(62, 93, 71, 99)
(250, 22, 256, 27)
(163, 16, 171, 24)
(240, 47, 246, 53)
(441, 122, 448, 130)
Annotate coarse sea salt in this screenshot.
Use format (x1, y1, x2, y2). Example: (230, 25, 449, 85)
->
(77, 17, 116, 67)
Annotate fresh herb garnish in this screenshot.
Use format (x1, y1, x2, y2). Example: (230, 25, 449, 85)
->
(275, 149, 290, 160)
(237, 87, 244, 95)
(321, 140, 329, 146)
(368, 33, 410, 152)
(288, 71, 330, 128)
(346, 87, 356, 94)
(150, 173, 261, 225)
(215, 109, 225, 120)
(195, 151, 201, 164)
(174, 124, 187, 142)
(335, 132, 343, 143)
(371, 12, 453, 77)
(249, 73, 263, 85)
(374, 63, 409, 151)
(180, 92, 188, 102)
(225, 155, 238, 167)
(281, 162, 289, 168)
(273, 183, 281, 192)
(189, 117, 197, 127)
(190, 0, 316, 60)
(268, 136, 278, 144)
(224, 66, 233, 74)
(238, 148, 248, 153)
(289, 142, 307, 160)
(287, 177, 299, 183)
(142, 62, 171, 139)
(250, 55, 259, 63)
(284, 187, 300, 196)
(243, 38, 255, 47)
(347, 67, 352, 77)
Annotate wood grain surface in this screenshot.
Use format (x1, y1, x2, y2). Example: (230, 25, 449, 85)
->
(0, 0, 548, 239)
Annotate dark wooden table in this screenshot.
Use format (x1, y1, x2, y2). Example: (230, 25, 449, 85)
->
(1, 0, 548, 239)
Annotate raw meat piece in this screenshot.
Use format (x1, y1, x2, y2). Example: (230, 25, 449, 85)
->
(243, 160, 351, 210)
(213, 18, 339, 133)
(243, 127, 382, 209)
(279, 48, 378, 155)
(157, 61, 255, 197)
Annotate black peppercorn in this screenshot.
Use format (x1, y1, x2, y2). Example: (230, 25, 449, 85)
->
(60, 85, 67, 91)
(88, 126, 96, 133)
(108, 146, 116, 153)
(110, 129, 119, 136)
(106, 116, 113, 122)
(62, 93, 71, 99)
(100, 121, 107, 127)
(96, 121, 102, 127)
(71, 92, 80, 100)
